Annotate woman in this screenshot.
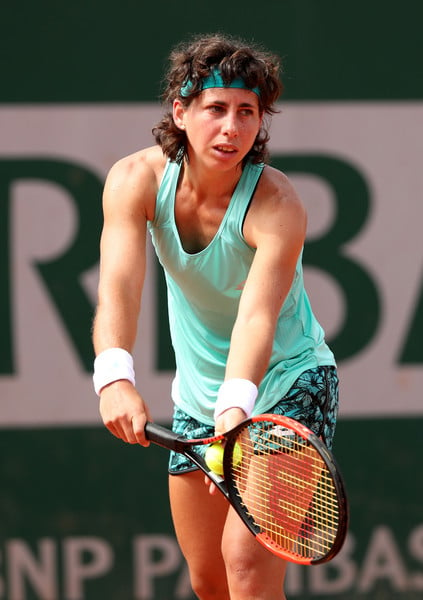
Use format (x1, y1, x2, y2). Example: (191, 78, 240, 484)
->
(92, 33, 338, 600)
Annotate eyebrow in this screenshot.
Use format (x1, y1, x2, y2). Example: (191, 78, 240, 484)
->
(207, 99, 257, 108)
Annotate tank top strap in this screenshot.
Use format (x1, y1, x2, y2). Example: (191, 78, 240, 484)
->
(154, 159, 181, 227)
(225, 162, 265, 241)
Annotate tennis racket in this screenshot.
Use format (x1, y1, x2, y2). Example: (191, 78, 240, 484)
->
(145, 413, 348, 565)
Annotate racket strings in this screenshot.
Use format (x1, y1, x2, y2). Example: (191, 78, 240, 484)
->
(232, 424, 341, 560)
(234, 472, 337, 554)
(238, 467, 339, 521)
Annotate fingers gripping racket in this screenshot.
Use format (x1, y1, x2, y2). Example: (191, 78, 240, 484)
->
(145, 414, 348, 565)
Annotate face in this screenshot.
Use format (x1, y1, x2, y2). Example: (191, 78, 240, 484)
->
(173, 88, 262, 171)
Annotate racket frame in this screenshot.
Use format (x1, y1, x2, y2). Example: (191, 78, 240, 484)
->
(145, 414, 349, 565)
(223, 415, 349, 564)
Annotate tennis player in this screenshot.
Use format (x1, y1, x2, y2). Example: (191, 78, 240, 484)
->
(92, 32, 338, 600)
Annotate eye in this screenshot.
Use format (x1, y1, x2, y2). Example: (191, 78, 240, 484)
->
(208, 104, 225, 114)
(240, 108, 254, 117)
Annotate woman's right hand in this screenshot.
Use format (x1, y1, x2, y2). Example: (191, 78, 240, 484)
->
(99, 379, 151, 446)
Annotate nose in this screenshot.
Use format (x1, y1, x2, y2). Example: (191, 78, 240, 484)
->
(222, 112, 238, 137)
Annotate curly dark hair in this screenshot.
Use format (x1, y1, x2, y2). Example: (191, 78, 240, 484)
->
(152, 33, 283, 164)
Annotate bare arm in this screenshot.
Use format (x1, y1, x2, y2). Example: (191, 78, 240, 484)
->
(93, 149, 161, 445)
(215, 167, 307, 433)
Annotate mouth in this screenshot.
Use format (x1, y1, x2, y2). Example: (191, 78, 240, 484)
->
(214, 144, 238, 154)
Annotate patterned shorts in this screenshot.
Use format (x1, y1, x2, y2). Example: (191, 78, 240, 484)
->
(168, 365, 339, 475)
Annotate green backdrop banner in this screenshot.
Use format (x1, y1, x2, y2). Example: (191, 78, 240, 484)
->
(1, 0, 422, 102)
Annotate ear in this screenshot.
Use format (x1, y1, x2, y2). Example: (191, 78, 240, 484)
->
(173, 99, 186, 130)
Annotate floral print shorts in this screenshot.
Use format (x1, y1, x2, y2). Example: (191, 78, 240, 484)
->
(168, 365, 339, 475)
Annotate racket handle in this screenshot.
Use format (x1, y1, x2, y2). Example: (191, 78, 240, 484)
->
(145, 421, 183, 451)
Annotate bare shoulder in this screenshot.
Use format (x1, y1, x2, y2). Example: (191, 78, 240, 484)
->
(104, 145, 167, 221)
(245, 165, 307, 247)
(107, 145, 166, 184)
(256, 165, 304, 214)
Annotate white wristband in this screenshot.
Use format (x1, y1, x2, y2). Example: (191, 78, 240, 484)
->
(214, 378, 258, 420)
(93, 348, 136, 396)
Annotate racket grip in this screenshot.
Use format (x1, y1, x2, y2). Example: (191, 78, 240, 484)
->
(145, 422, 182, 451)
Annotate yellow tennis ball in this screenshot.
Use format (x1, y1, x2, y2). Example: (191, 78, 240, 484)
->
(205, 441, 243, 475)
(205, 442, 224, 475)
(232, 441, 242, 467)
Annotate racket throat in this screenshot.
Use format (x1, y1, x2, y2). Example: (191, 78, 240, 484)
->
(185, 449, 229, 497)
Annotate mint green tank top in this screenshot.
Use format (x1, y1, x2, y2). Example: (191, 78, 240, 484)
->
(147, 159, 335, 425)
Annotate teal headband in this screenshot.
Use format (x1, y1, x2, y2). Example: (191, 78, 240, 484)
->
(180, 67, 260, 98)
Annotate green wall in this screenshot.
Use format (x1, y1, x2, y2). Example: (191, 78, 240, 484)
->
(2, 0, 422, 102)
